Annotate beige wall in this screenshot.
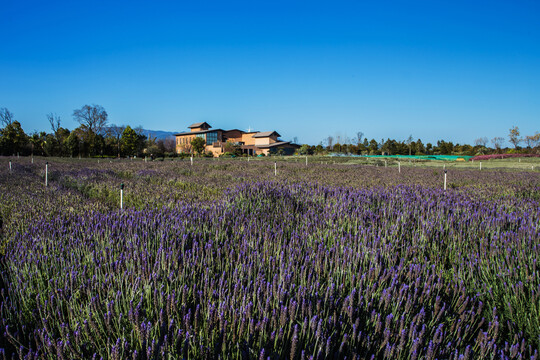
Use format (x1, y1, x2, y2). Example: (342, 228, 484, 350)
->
(241, 133, 256, 145)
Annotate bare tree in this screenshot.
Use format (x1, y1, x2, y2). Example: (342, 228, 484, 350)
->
(524, 132, 540, 149)
(163, 137, 176, 153)
(474, 137, 488, 147)
(0, 107, 14, 127)
(508, 126, 521, 148)
(47, 113, 61, 133)
(491, 137, 504, 151)
(326, 135, 334, 149)
(72, 105, 108, 135)
(356, 131, 364, 145)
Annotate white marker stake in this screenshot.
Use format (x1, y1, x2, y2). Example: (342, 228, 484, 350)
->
(190, 156, 193, 166)
(444, 170, 447, 191)
(17, 152, 19, 158)
(274, 162, 277, 176)
(45, 162, 48, 187)
(398, 162, 401, 173)
(31, 157, 34, 164)
(480, 162, 482, 170)
(306, 156, 308, 166)
(385, 160, 387, 168)
(120, 183, 124, 210)
(9, 161, 12, 172)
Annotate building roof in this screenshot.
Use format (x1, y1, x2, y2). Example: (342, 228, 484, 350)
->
(252, 131, 281, 138)
(256, 141, 300, 149)
(175, 129, 222, 136)
(188, 122, 211, 129)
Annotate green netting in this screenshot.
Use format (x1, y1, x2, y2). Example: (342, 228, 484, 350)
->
(331, 154, 474, 161)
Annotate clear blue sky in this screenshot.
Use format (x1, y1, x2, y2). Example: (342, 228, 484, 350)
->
(1, 0, 539, 145)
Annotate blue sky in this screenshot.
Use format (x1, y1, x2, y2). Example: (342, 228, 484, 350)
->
(1, 0, 539, 145)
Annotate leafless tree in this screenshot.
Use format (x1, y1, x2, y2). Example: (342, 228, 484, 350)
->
(47, 113, 61, 133)
(474, 137, 488, 147)
(326, 136, 334, 149)
(524, 132, 540, 148)
(356, 131, 364, 145)
(0, 107, 14, 127)
(72, 104, 108, 135)
(162, 137, 176, 153)
(491, 137, 504, 151)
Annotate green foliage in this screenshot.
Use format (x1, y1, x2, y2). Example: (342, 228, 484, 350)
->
(0, 121, 28, 156)
(121, 126, 140, 156)
(191, 136, 206, 155)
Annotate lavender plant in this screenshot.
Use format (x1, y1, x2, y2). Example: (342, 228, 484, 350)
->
(0, 158, 538, 359)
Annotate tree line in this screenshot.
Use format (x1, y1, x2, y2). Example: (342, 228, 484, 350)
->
(1, 105, 539, 158)
(0, 105, 176, 158)
(297, 128, 540, 156)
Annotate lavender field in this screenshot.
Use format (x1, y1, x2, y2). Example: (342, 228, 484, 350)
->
(0, 157, 539, 359)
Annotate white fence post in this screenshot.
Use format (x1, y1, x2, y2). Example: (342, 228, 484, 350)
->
(45, 162, 48, 187)
(120, 183, 124, 210)
(444, 170, 447, 191)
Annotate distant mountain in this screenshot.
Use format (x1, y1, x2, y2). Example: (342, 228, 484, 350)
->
(140, 129, 177, 140)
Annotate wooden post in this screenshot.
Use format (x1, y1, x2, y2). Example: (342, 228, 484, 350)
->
(306, 156, 308, 166)
(398, 162, 401, 173)
(274, 162, 277, 176)
(480, 162, 482, 170)
(190, 156, 193, 166)
(45, 162, 48, 187)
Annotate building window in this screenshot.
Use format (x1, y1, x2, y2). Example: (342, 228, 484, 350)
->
(206, 131, 217, 145)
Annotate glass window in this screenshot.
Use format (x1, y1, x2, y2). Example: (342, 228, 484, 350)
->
(206, 131, 218, 145)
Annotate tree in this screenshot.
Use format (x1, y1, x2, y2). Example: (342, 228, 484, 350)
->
(298, 144, 313, 155)
(474, 137, 488, 147)
(66, 132, 79, 157)
(72, 105, 108, 135)
(524, 132, 540, 149)
(326, 136, 334, 150)
(0, 121, 28, 155)
(121, 126, 140, 156)
(191, 136, 206, 156)
(108, 124, 126, 157)
(491, 137, 504, 152)
(356, 131, 364, 146)
(0, 108, 14, 127)
(368, 139, 379, 154)
(508, 126, 521, 148)
(416, 139, 426, 155)
(406, 135, 414, 156)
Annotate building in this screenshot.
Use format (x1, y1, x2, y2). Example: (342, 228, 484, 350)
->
(175, 122, 300, 157)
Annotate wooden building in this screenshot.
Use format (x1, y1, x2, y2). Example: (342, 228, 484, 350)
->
(175, 122, 299, 156)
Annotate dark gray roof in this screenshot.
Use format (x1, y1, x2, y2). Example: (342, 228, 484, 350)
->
(175, 129, 222, 136)
(188, 122, 211, 129)
(252, 131, 280, 138)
